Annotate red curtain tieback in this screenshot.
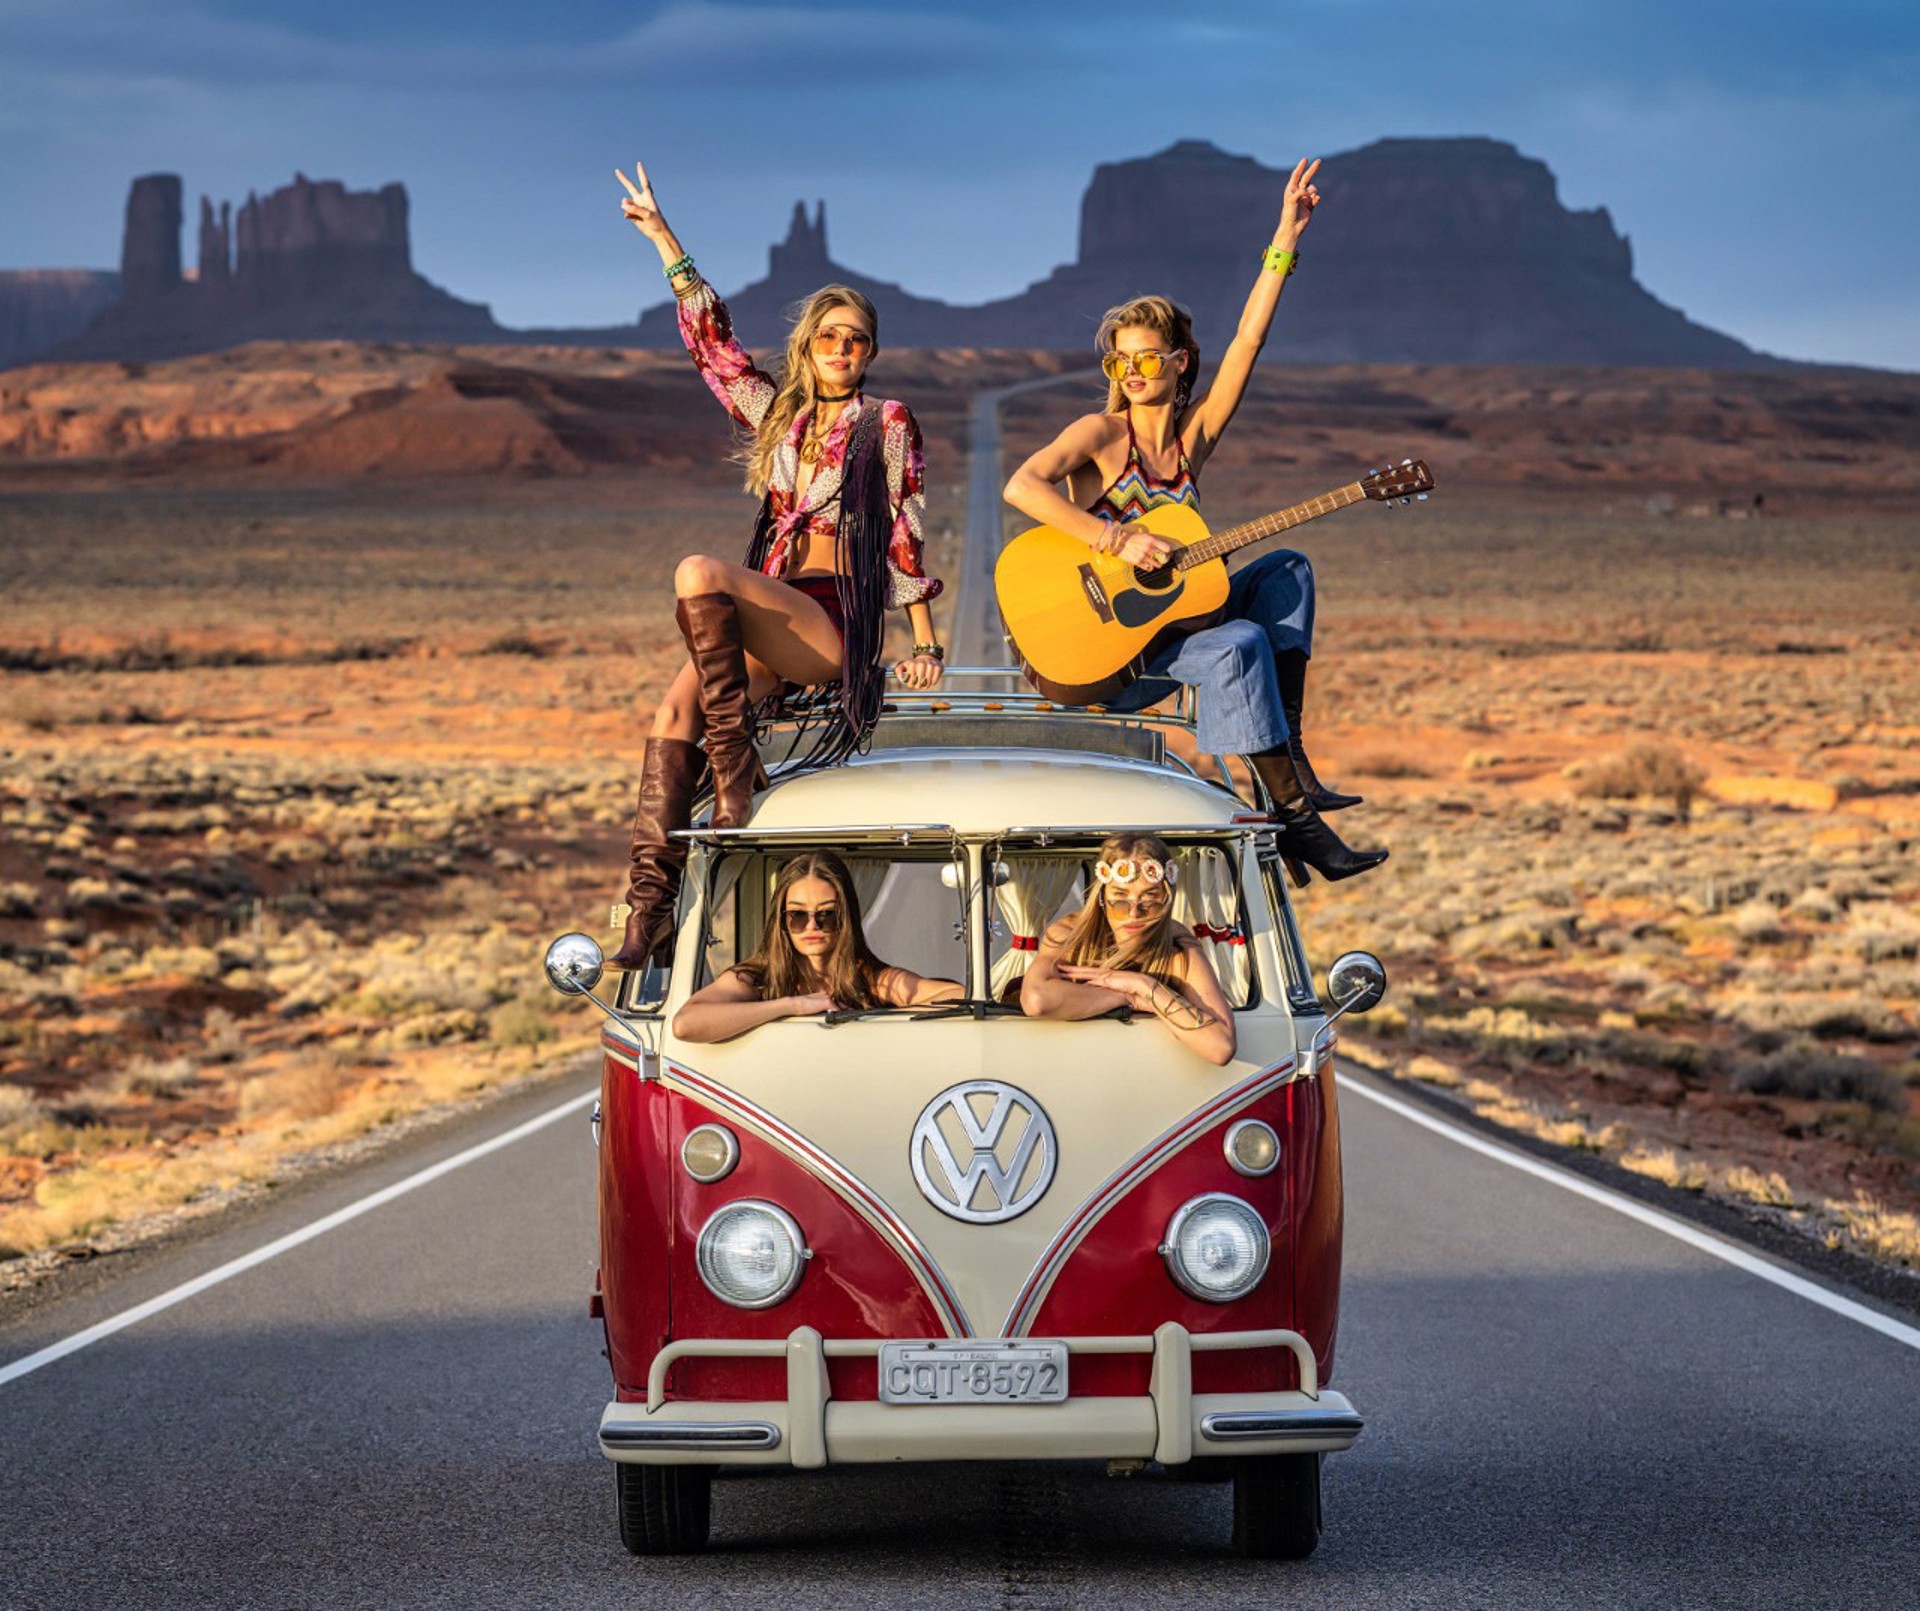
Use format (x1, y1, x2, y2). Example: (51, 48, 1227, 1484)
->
(1009, 935, 1040, 951)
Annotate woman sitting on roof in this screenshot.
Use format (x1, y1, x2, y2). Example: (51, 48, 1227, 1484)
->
(1002, 159, 1384, 887)
(1019, 834, 1236, 1066)
(609, 158, 948, 970)
(674, 851, 962, 1042)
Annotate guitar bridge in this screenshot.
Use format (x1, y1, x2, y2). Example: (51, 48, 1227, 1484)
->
(1076, 564, 1115, 623)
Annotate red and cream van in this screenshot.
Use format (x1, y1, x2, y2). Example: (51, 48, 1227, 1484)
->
(544, 683, 1386, 1559)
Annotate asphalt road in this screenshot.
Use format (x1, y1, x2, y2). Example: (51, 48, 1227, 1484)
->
(3, 1064, 1916, 1611)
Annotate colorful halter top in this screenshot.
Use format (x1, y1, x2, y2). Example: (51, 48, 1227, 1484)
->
(1090, 413, 1201, 523)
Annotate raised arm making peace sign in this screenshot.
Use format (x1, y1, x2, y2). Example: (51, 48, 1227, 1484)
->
(602, 157, 948, 971)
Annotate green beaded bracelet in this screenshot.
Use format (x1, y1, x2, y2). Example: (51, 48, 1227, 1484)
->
(662, 252, 695, 281)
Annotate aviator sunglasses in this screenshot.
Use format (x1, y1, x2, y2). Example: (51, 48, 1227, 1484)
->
(1104, 890, 1170, 918)
(1100, 349, 1177, 382)
(812, 325, 874, 355)
(783, 905, 843, 934)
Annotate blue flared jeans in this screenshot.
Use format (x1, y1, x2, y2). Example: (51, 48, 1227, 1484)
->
(1107, 549, 1316, 754)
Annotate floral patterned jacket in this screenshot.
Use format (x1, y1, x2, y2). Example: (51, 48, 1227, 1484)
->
(677, 278, 942, 609)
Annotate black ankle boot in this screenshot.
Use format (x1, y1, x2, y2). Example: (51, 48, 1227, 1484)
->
(1276, 650, 1362, 812)
(1248, 748, 1388, 887)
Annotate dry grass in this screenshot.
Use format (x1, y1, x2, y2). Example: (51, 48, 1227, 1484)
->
(1, 422, 1916, 1283)
(1570, 745, 1709, 816)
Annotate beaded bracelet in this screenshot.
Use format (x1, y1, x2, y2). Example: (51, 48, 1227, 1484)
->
(662, 252, 695, 281)
(1262, 245, 1298, 277)
(911, 643, 945, 661)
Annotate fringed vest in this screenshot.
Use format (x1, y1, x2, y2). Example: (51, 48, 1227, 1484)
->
(743, 401, 892, 774)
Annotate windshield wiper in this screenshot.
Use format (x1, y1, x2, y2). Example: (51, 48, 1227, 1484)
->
(823, 1005, 907, 1026)
(907, 999, 1024, 1022)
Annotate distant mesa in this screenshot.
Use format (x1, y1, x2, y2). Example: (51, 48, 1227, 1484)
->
(630, 138, 1765, 367)
(45, 172, 497, 363)
(12, 139, 1772, 370)
(0, 269, 121, 370)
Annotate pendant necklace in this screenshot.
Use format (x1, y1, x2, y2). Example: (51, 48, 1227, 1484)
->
(799, 390, 858, 465)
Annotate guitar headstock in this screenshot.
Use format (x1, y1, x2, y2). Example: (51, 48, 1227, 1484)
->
(1362, 458, 1435, 504)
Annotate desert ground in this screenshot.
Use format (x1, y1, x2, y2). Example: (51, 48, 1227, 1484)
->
(0, 342, 1916, 1296)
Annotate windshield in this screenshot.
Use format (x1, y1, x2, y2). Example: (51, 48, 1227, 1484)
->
(985, 839, 1259, 1010)
(687, 836, 1268, 1015)
(696, 847, 969, 997)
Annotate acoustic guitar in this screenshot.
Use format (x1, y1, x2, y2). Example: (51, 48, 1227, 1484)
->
(996, 459, 1435, 704)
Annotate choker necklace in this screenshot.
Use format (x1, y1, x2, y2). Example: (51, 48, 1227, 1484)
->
(815, 388, 859, 403)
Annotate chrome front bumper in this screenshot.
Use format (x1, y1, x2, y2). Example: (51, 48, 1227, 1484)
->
(599, 1323, 1362, 1466)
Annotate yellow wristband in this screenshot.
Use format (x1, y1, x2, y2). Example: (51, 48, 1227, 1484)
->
(1262, 245, 1298, 276)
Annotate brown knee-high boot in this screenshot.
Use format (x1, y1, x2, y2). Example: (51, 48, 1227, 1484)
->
(675, 592, 768, 830)
(608, 737, 702, 970)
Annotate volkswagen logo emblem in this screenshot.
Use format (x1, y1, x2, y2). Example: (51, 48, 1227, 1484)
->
(910, 1081, 1056, 1224)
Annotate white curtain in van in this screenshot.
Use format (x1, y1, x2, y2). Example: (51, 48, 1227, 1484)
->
(1174, 846, 1250, 1002)
(990, 857, 1084, 1001)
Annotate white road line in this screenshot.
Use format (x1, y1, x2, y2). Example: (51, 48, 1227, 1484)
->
(0, 1086, 599, 1390)
(1339, 1070, 1920, 1353)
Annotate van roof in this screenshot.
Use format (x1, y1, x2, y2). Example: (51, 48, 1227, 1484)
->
(748, 745, 1247, 836)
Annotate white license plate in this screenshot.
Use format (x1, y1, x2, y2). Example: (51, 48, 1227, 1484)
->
(878, 1340, 1068, 1404)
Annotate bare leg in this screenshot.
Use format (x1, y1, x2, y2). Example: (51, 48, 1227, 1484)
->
(673, 554, 842, 687)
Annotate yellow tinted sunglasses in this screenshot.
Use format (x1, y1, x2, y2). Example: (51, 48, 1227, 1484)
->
(1101, 349, 1174, 382)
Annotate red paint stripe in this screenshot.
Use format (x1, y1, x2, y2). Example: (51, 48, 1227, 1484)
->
(1002, 1058, 1297, 1335)
(666, 1063, 973, 1337)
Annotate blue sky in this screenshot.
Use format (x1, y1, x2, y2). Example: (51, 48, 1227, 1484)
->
(2, 0, 1915, 367)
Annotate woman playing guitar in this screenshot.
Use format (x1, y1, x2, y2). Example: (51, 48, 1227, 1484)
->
(1002, 158, 1384, 884)
(611, 158, 948, 968)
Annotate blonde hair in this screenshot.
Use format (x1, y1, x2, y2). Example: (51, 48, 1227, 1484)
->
(743, 284, 880, 495)
(1057, 832, 1184, 985)
(1095, 295, 1201, 416)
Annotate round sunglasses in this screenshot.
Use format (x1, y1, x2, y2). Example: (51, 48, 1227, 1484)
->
(1101, 349, 1177, 382)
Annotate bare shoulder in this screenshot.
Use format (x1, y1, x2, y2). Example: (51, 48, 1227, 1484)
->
(1040, 915, 1078, 950)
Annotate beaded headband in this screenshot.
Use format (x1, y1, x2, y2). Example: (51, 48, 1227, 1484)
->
(1094, 856, 1176, 888)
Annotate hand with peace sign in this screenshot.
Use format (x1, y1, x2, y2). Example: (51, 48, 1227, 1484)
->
(615, 160, 690, 274)
(1274, 157, 1322, 250)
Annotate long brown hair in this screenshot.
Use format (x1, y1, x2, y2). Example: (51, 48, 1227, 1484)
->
(1057, 832, 1184, 985)
(743, 284, 880, 495)
(1095, 294, 1201, 418)
(734, 850, 886, 1007)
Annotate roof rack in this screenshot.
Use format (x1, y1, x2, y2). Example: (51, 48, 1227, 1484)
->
(754, 666, 1239, 791)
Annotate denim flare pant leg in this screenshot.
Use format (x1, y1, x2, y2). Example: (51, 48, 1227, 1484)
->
(1107, 550, 1317, 755)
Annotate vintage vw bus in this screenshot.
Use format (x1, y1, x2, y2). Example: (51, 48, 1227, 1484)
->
(544, 677, 1386, 1559)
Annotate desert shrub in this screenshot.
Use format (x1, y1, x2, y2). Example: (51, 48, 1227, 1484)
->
(238, 1055, 352, 1123)
(1350, 751, 1433, 779)
(1728, 1045, 1905, 1112)
(0, 881, 38, 918)
(490, 999, 556, 1048)
(104, 1055, 200, 1099)
(1573, 745, 1708, 816)
(0, 1083, 49, 1131)
(202, 1008, 247, 1063)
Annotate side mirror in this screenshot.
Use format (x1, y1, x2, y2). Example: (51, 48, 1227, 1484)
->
(1325, 951, 1387, 1024)
(544, 932, 605, 996)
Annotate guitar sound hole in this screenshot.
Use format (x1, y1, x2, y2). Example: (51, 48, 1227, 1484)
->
(1131, 562, 1178, 591)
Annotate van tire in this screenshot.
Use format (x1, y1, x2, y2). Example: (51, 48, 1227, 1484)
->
(615, 1463, 713, 1555)
(1230, 1452, 1322, 1559)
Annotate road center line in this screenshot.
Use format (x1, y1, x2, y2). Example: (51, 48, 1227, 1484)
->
(0, 1085, 599, 1390)
(1339, 1070, 1920, 1352)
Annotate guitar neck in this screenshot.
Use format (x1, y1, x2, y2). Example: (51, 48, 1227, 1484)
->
(1174, 482, 1367, 570)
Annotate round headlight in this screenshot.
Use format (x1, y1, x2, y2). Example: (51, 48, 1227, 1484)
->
(1224, 1119, 1280, 1177)
(682, 1123, 739, 1183)
(695, 1200, 806, 1309)
(1162, 1194, 1270, 1303)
